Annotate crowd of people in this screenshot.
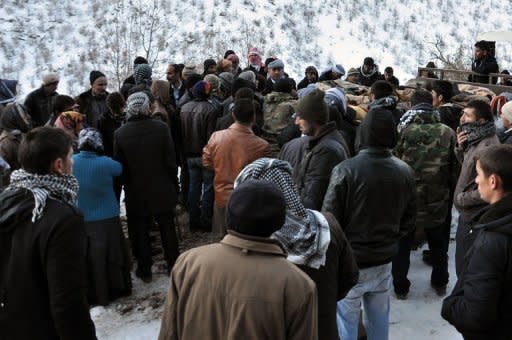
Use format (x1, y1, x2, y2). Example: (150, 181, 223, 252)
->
(1, 41, 512, 340)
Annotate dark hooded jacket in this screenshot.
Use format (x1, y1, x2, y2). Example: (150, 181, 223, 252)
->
(322, 108, 416, 268)
(279, 122, 350, 211)
(442, 194, 512, 340)
(469, 55, 499, 84)
(297, 67, 319, 90)
(0, 189, 96, 340)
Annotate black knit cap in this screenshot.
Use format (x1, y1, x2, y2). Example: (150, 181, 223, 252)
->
(232, 77, 256, 97)
(90, 70, 106, 85)
(273, 78, 293, 93)
(296, 88, 329, 124)
(224, 50, 236, 59)
(360, 107, 397, 149)
(364, 57, 375, 66)
(134, 56, 148, 65)
(226, 180, 286, 237)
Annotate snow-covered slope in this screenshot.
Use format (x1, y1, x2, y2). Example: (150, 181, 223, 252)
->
(2, 0, 511, 97)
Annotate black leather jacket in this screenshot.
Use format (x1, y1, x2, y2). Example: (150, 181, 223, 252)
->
(322, 147, 416, 268)
(180, 99, 219, 157)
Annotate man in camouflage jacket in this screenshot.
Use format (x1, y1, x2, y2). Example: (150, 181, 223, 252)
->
(392, 90, 458, 297)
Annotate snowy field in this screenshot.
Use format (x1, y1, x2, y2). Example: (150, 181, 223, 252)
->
(91, 237, 462, 340)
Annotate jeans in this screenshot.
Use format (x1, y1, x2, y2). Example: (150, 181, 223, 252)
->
(337, 263, 392, 340)
(187, 157, 214, 232)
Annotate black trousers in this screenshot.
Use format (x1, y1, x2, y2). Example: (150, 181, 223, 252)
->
(127, 211, 179, 275)
(392, 226, 449, 294)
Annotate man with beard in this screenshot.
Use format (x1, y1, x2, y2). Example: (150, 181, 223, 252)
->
(357, 57, 381, 87)
(468, 40, 499, 85)
(77, 71, 109, 129)
(279, 89, 349, 210)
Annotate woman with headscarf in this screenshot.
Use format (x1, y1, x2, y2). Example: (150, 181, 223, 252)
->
(54, 110, 83, 149)
(72, 128, 131, 305)
(235, 158, 359, 340)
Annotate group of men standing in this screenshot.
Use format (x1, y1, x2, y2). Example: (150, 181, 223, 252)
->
(1, 44, 512, 340)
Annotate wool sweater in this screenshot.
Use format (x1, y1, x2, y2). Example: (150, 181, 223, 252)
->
(73, 151, 122, 221)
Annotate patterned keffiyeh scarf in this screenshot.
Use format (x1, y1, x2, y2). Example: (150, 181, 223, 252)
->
(458, 121, 496, 147)
(7, 169, 79, 222)
(235, 158, 331, 269)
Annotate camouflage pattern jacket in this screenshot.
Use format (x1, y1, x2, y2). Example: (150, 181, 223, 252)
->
(262, 92, 297, 141)
(394, 106, 458, 230)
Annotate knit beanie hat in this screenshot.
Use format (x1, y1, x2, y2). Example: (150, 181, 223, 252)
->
(364, 57, 375, 66)
(182, 64, 197, 78)
(42, 72, 60, 86)
(134, 64, 152, 84)
(125, 92, 151, 119)
(268, 59, 284, 69)
(193, 80, 211, 100)
(296, 88, 329, 124)
(346, 67, 359, 76)
(273, 78, 293, 93)
(218, 72, 235, 91)
(360, 107, 398, 149)
(501, 101, 512, 124)
(133, 56, 148, 67)
(331, 64, 346, 76)
(226, 179, 286, 237)
(238, 71, 256, 84)
(204, 74, 220, 95)
(78, 128, 104, 153)
(232, 77, 256, 97)
(89, 71, 105, 85)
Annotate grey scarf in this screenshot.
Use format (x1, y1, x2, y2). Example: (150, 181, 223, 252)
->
(7, 169, 79, 222)
(458, 121, 496, 147)
(235, 158, 330, 269)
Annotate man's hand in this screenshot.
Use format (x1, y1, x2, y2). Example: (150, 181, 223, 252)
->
(457, 130, 468, 147)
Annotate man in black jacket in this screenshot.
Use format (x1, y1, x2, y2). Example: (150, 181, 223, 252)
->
(0, 127, 96, 339)
(180, 81, 219, 232)
(468, 40, 499, 84)
(322, 107, 416, 340)
(77, 71, 109, 129)
(114, 92, 180, 282)
(442, 144, 512, 339)
(24, 72, 59, 127)
(279, 88, 349, 210)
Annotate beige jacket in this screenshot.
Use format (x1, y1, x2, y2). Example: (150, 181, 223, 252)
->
(158, 232, 318, 340)
(203, 123, 271, 207)
(453, 134, 499, 220)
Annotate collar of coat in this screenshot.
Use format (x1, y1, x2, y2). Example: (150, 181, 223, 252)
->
(221, 231, 288, 257)
(229, 122, 255, 134)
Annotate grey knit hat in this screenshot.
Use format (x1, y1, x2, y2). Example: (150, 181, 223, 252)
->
(134, 64, 152, 84)
(268, 59, 284, 69)
(78, 128, 104, 152)
(125, 92, 151, 119)
(296, 88, 329, 124)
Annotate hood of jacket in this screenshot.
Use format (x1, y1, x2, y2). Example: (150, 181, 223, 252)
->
(0, 189, 34, 234)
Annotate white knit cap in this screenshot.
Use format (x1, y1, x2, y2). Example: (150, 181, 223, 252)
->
(501, 101, 512, 123)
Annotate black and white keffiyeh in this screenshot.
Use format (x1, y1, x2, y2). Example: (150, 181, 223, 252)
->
(125, 92, 151, 119)
(7, 169, 79, 222)
(458, 121, 496, 147)
(78, 127, 104, 152)
(235, 158, 330, 269)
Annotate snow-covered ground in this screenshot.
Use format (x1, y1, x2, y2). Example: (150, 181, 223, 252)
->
(91, 236, 462, 339)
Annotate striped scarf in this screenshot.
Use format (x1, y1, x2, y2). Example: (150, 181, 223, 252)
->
(7, 169, 78, 222)
(235, 158, 331, 269)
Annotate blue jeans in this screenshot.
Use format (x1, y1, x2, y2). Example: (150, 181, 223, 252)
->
(187, 157, 214, 231)
(337, 263, 392, 340)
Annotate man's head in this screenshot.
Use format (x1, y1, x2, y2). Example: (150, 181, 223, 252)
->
(193, 80, 211, 100)
(90, 71, 107, 96)
(305, 66, 318, 82)
(18, 127, 73, 175)
(248, 47, 262, 67)
(346, 68, 359, 83)
(182, 64, 198, 80)
(370, 80, 393, 100)
(500, 101, 512, 129)
(362, 57, 375, 73)
(460, 100, 493, 124)
(185, 73, 203, 94)
(227, 54, 240, 74)
(431, 80, 453, 107)
(268, 59, 285, 81)
(134, 64, 152, 85)
(133, 56, 148, 69)
(232, 98, 255, 125)
(42, 72, 60, 94)
(295, 88, 329, 136)
(106, 92, 126, 117)
(226, 179, 286, 237)
(203, 58, 217, 75)
(475, 144, 512, 204)
(360, 107, 397, 149)
(166, 64, 182, 83)
(474, 41, 490, 61)
(384, 67, 394, 80)
(410, 89, 433, 107)
(273, 78, 293, 94)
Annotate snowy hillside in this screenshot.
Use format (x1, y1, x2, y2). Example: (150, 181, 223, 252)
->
(2, 0, 512, 97)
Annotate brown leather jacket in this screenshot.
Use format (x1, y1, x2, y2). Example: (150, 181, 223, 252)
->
(203, 122, 271, 207)
(158, 232, 318, 340)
